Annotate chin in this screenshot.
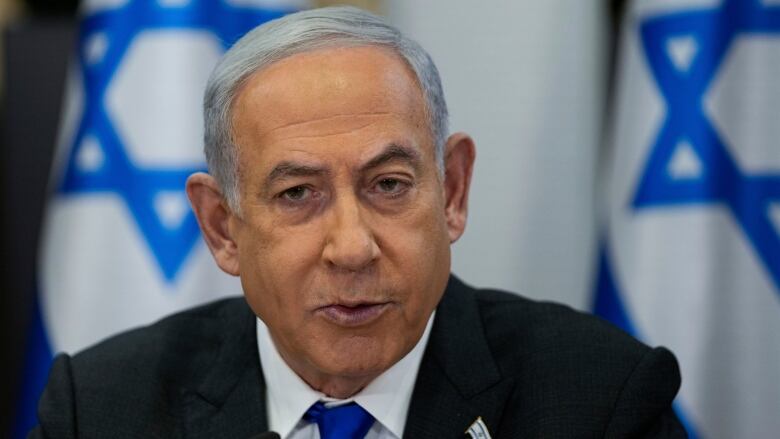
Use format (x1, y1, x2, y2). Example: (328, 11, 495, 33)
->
(320, 335, 401, 377)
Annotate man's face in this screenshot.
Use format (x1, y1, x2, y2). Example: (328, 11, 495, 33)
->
(228, 46, 452, 394)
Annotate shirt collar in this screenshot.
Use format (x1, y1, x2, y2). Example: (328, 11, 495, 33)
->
(257, 312, 435, 438)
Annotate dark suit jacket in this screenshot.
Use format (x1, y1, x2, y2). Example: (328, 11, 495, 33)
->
(31, 276, 686, 438)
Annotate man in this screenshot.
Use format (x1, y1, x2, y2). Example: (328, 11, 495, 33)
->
(31, 6, 686, 438)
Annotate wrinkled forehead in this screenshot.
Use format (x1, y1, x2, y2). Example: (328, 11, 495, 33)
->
(230, 45, 429, 142)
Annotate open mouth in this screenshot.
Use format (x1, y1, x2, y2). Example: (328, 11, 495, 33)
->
(316, 302, 391, 327)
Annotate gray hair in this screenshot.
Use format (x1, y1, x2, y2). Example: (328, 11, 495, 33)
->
(203, 6, 449, 211)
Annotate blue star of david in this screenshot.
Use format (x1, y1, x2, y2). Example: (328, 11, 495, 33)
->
(634, 0, 780, 294)
(58, 1, 292, 282)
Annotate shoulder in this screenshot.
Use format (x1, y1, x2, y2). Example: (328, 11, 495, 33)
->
(474, 285, 680, 386)
(473, 287, 652, 361)
(35, 297, 254, 436)
(441, 277, 652, 363)
(440, 277, 683, 436)
(70, 296, 251, 376)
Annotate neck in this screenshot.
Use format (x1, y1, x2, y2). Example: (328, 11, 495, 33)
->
(306, 374, 375, 399)
(275, 347, 379, 399)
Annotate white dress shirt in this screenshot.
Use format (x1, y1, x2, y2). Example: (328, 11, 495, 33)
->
(256, 313, 435, 439)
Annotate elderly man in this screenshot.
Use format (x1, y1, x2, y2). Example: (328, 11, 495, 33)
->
(32, 6, 685, 439)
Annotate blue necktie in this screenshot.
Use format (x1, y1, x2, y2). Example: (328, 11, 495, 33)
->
(303, 401, 375, 439)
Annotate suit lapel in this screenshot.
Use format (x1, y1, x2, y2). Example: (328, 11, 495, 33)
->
(177, 278, 513, 438)
(181, 299, 270, 439)
(403, 276, 515, 438)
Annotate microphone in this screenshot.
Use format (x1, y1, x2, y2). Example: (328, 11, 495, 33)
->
(248, 432, 281, 439)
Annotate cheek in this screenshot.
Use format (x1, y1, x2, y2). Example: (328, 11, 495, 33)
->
(236, 219, 324, 318)
(376, 192, 451, 308)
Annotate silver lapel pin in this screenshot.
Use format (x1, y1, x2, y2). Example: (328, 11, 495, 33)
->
(465, 416, 492, 439)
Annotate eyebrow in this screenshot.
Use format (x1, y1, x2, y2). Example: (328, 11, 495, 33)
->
(263, 143, 422, 189)
(265, 162, 328, 188)
(360, 143, 422, 173)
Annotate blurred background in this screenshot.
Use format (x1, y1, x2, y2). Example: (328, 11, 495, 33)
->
(1, 0, 778, 437)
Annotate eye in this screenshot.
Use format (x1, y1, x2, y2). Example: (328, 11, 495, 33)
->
(280, 185, 311, 201)
(372, 177, 411, 198)
(377, 178, 401, 193)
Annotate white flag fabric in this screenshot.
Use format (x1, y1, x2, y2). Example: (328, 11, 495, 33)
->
(596, 0, 780, 437)
(15, 0, 305, 436)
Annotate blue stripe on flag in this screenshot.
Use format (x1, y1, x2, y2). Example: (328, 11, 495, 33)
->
(673, 402, 701, 439)
(633, 0, 780, 295)
(12, 296, 53, 438)
(61, 1, 291, 282)
(593, 246, 702, 439)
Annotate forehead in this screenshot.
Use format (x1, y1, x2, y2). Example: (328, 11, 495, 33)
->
(231, 45, 429, 152)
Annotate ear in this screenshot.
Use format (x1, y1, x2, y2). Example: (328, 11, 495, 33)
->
(442, 132, 476, 243)
(186, 172, 240, 276)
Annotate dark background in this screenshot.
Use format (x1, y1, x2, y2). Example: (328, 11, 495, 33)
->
(0, 0, 626, 434)
(1, 2, 77, 432)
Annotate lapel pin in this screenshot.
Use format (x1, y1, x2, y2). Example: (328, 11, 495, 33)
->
(465, 416, 492, 439)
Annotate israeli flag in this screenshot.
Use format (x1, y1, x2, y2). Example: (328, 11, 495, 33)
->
(14, 0, 305, 436)
(595, 0, 780, 437)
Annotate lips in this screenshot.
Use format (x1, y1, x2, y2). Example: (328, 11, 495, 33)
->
(316, 302, 391, 327)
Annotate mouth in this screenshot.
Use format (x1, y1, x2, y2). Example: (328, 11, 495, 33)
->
(315, 301, 391, 327)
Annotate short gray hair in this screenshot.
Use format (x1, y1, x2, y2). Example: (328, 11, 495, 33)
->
(203, 6, 449, 211)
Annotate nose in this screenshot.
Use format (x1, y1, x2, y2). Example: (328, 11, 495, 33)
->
(322, 194, 380, 271)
